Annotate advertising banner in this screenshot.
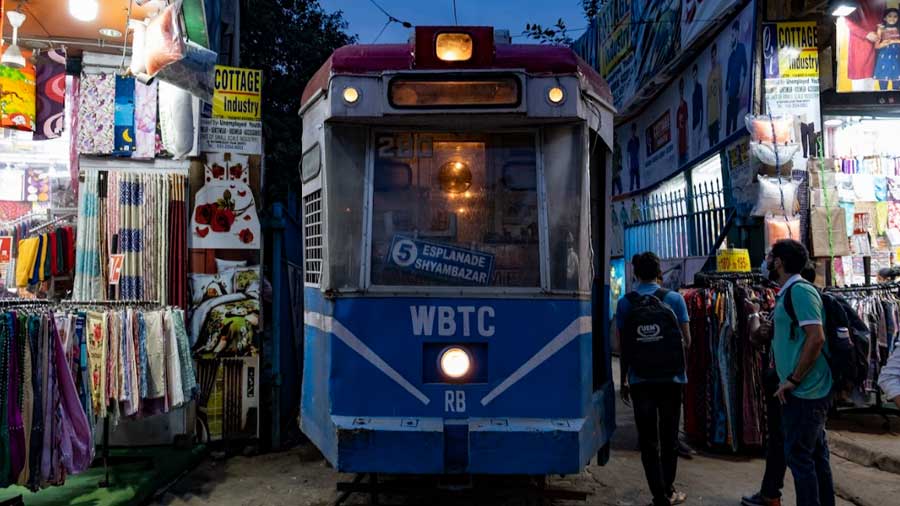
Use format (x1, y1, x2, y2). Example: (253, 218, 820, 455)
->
(611, 1, 755, 195)
(834, 0, 900, 92)
(763, 21, 821, 169)
(580, 0, 744, 109)
(200, 66, 263, 155)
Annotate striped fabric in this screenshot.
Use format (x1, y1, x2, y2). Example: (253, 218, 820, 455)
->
(118, 173, 146, 300)
(73, 171, 102, 301)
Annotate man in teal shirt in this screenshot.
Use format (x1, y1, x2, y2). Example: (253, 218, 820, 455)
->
(766, 240, 834, 506)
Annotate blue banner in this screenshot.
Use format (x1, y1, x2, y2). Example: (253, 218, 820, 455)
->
(386, 236, 495, 286)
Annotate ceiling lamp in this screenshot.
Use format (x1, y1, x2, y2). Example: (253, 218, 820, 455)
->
(831, 1, 857, 17)
(69, 0, 99, 22)
(2, 10, 27, 69)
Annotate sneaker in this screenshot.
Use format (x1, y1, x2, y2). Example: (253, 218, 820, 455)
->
(741, 492, 782, 506)
(677, 439, 696, 459)
(669, 490, 687, 505)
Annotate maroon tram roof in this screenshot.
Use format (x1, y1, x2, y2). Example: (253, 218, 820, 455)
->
(300, 41, 613, 110)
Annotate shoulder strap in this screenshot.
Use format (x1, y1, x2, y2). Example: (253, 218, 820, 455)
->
(784, 280, 817, 331)
(624, 292, 642, 305)
(653, 288, 670, 301)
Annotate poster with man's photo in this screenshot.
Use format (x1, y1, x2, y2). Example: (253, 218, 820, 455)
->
(611, 2, 754, 196)
(835, 0, 900, 92)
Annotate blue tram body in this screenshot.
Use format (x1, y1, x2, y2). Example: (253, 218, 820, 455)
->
(299, 27, 617, 474)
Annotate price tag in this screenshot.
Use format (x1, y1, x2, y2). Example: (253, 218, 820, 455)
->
(109, 254, 125, 285)
(717, 248, 751, 273)
(0, 236, 11, 263)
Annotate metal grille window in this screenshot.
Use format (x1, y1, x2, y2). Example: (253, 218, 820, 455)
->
(304, 190, 323, 285)
(624, 155, 731, 261)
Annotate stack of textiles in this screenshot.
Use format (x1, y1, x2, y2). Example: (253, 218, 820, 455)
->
(682, 276, 777, 453)
(73, 169, 188, 307)
(0, 303, 196, 490)
(14, 226, 76, 288)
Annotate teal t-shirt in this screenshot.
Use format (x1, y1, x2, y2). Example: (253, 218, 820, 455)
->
(772, 277, 833, 400)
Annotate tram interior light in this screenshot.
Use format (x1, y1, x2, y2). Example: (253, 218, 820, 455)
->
(342, 87, 360, 104)
(548, 86, 565, 104)
(436, 33, 474, 62)
(439, 347, 472, 379)
(831, 2, 856, 16)
(439, 160, 473, 194)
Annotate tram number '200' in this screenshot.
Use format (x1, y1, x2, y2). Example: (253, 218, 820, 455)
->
(377, 134, 434, 159)
(445, 391, 466, 413)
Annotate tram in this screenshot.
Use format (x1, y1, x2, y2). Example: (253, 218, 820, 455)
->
(298, 27, 616, 475)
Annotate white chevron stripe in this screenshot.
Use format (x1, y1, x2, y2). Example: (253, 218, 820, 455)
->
(480, 316, 592, 406)
(304, 311, 430, 405)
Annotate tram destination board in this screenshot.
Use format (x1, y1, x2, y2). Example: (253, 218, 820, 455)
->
(387, 235, 495, 286)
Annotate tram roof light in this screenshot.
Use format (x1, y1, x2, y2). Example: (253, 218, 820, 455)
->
(342, 87, 360, 104)
(548, 86, 565, 105)
(436, 33, 474, 62)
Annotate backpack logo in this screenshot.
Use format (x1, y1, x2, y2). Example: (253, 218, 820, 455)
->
(637, 324, 662, 341)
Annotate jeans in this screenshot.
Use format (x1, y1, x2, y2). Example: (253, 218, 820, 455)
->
(878, 80, 900, 91)
(761, 368, 786, 499)
(630, 168, 641, 191)
(800, 122, 816, 159)
(613, 174, 623, 195)
(782, 394, 835, 506)
(632, 383, 682, 506)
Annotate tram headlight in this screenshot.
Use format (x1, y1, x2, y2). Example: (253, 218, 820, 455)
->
(439, 347, 472, 380)
(548, 86, 565, 105)
(342, 87, 360, 104)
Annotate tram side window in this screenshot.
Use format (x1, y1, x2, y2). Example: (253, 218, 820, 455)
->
(371, 132, 540, 287)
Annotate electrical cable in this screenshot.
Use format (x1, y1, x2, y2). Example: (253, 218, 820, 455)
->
(452, 0, 458, 25)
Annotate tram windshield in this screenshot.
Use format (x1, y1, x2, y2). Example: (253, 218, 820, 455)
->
(371, 132, 540, 287)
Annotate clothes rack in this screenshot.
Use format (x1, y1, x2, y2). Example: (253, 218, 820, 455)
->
(824, 284, 900, 428)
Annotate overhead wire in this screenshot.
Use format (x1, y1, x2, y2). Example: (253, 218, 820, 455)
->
(452, 0, 459, 25)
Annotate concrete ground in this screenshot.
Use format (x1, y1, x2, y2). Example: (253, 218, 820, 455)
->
(155, 364, 899, 506)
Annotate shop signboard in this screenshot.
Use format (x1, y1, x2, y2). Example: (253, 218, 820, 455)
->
(109, 254, 124, 285)
(763, 21, 821, 169)
(386, 236, 495, 286)
(611, 1, 755, 196)
(200, 66, 263, 155)
(579, 0, 744, 109)
(716, 248, 751, 272)
(834, 0, 900, 93)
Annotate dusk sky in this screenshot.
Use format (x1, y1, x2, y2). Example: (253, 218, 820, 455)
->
(319, 0, 588, 45)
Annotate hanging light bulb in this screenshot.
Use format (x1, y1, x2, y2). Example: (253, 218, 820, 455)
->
(2, 10, 26, 69)
(69, 0, 99, 22)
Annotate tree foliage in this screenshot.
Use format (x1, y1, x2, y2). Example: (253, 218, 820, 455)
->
(240, 0, 355, 203)
(525, 0, 601, 45)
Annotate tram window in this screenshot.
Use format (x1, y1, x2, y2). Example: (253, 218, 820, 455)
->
(389, 77, 520, 108)
(301, 143, 321, 183)
(371, 132, 540, 288)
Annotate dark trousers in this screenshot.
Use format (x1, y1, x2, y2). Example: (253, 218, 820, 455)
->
(782, 394, 835, 506)
(709, 121, 721, 147)
(800, 122, 815, 158)
(726, 97, 740, 135)
(613, 174, 623, 195)
(761, 369, 786, 499)
(630, 168, 641, 191)
(632, 383, 682, 506)
(878, 80, 900, 91)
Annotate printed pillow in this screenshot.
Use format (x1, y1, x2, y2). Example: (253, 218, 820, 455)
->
(216, 258, 247, 273)
(746, 114, 792, 144)
(233, 266, 261, 296)
(875, 176, 888, 202)
(765, 214, 801, 248)
(888, 176, 900, 201)
(189, 270, 235, 305)
(835, 173, 856, 203)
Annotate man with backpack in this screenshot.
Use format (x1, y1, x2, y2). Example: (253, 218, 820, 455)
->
(766, 240, 835, 506)
(617, 252, 691, 506)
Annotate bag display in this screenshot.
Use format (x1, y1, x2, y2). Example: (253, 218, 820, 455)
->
(751, 176, 798, 217)
(810, 207, 851, 257)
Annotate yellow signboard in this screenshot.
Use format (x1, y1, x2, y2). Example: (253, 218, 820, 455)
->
(212, 66, 262, 120)
(775, 22, 818, 78)
(717, 248, 752, 273)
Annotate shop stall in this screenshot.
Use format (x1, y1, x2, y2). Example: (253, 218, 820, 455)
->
(0, 1, 259, 505)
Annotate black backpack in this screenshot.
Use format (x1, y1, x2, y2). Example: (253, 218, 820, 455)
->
(784, 281, 870, 393)
(622, 289, 686, 379)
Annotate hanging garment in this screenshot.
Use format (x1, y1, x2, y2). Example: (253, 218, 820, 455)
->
(76, 73, 116, 155)
(164, 311, 184, 408)
(33, 49, 66, 140)
(144, 311, 166, 399)
(67, 75, 81, 196)
(73, 172, 102, 301)
(16, 237, 40, 288)
(85, 312, 108, 418)
(134, 81, 159, 159)
(0, 52, 36, 131)
(113, 76, 136, 156)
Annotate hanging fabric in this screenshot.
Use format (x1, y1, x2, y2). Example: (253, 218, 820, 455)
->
(33, 49, 67, 140)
